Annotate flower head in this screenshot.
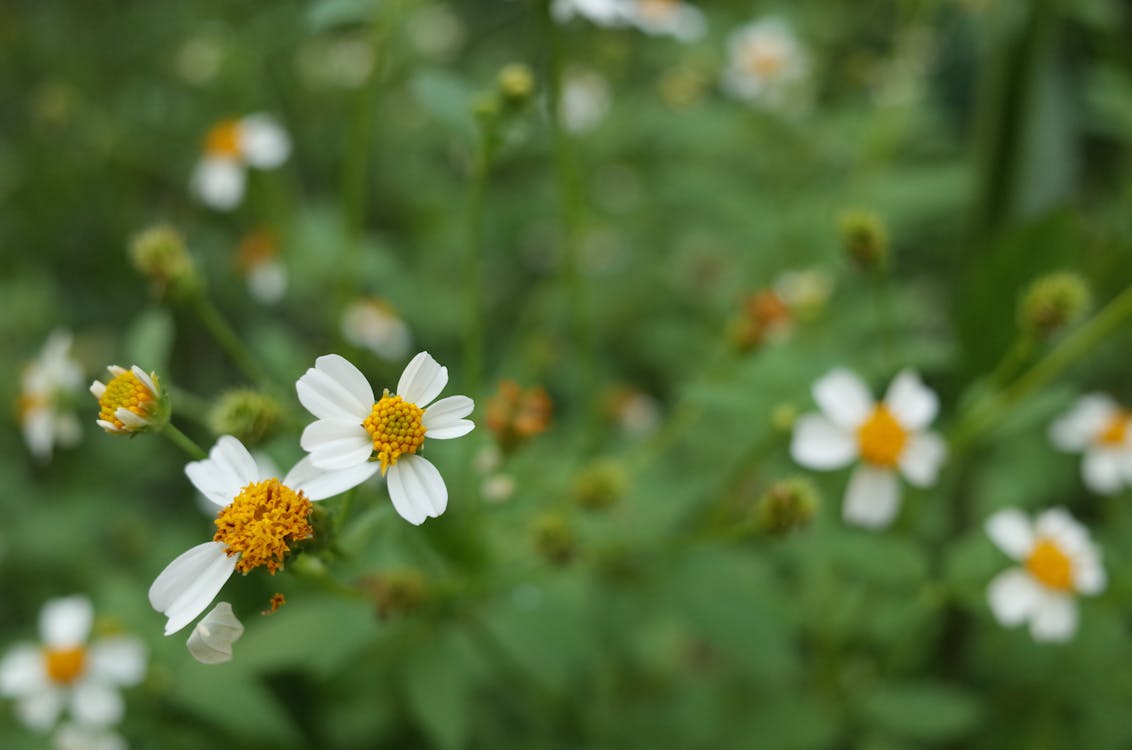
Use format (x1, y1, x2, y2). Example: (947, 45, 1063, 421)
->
(296, 352, 475, 525)
(985, 507, 1105, 642)
(0, 596, 146, 733)
(18, 330, 83, 462)
(722, 18, 809, 111)
(340, 298, 412, 362)
(790, 368, 947, 529)
(128, 224, 200, 301)
(624, 0, 706, 41)
(191, 114, 291, 211)
(149, 436, 378, 635)
(89, 365, 166, 435)
(485, 380, 552, 452)
(236, 229, 287, 305)
(551, 0, 631, 27)
(1049, 393, 1132, 495)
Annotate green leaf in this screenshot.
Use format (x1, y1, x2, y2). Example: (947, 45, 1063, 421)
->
(858, 682, 980, 742)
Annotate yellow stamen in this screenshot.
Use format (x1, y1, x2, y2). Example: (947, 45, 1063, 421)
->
(744, 45, 786, 79)
(362, 390, 426, 475)
(1098, 412, 1129, 447)
(1025, 538, 1075, 592)
(98, 370, 156, 431)
(16, 392, 49, 420)
(214, 479, 313, 574)
(204, 120, 242, 158)
(856, 405, 908, 468)
(43, 646, 86, 685)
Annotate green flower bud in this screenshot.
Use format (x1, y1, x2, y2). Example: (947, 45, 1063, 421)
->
(498, 63, 535, 105)
(208, 389, 285, 446)
(531, 514, 576, 565)
(128, 225, 201, 301)
(572, 459, 628, 511)
(839, 210, 889, 272)
(755, 477, 819, 536)
(1018, 271, 1091, 339)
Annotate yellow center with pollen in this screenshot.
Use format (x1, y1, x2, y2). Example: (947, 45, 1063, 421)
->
(213, 479, 313, 574)
(43, 646, 86, 685)
(362, 390, 426, 475)
(204, 120, 242, 158)
(1025, 538, 1074, 592)
(98, 371, 155, 430)
(1098, 412, 1129, 447)
(856, 405, 908, 468)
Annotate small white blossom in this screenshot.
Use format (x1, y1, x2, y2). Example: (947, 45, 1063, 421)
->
(19, 329, 83, 462)
(191, 114, 291, 211)
(1049, 393, 1132, 495)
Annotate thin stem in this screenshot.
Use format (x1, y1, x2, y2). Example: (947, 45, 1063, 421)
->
(987, 333, 1036, 387)
(463, 150, 489, 395)
(192, 296, 275, 392)
(161, 422, 206, 460)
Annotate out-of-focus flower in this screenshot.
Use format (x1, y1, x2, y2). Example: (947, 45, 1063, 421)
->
(775, 267, 833, 320)
(498, 63, 536, 105)
(729, 289, 793, 351)
(560, 68, 611, 135)
(1018, 271, 1091, 339)
(606, 387, 662, 438)
(531, 514, 576, 565)
(128, 225, 201, 301)
(149, 436, 378, 635)
(295, 34, 375, 89)
(296, 352, 474, 525)
(17, 330, 83, 462)
(573, 459, 628, 511)
(52, 722, 127, 750)
(185, 602, 244, 665)
(406, 3, 465, 60)
(756, 477, 820, 536)
(722, 18, 809, 111)
(1049, 394, 1132, 495)
(624, 0, 705, 41)
(485, 380, 552, 452)
(340, 298, 412, 362)
(190, 114, 291, 211)
(361, 569, 429, 620)
(176, 33, 226, 86)
(839, 210, 889, 272)
(551, 0, 629, 26)
(236, 229, 287, 305)
(791, 369, 946, 529)
(985, 507, 1105, 642)
(481, 473, 516, 503)
(0, 596, 146, 732)
(89, 365, 166, 435)
(207, 389, 285, 447)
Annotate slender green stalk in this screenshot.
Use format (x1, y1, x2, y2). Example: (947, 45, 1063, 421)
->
(463, 152, 489, 395)
(160, 422, 206, 459)
(986, 333, 1036, 387)
(192, 297, 275, 391)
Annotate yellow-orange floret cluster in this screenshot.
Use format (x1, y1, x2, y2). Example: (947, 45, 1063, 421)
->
(362, 391, 426, 475)
(213, 479, 313, 574)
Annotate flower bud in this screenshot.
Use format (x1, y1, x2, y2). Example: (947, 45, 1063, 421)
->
(207, 389, 284, 446)
(1018, 270, 1091, 339)
(572, 459, 627, 511)
(755, 477, 819, 536)
(485, 380, 552, 453)
(186, 602, 244, 664)
(128, 225, 201, 301)
(361, 569, 428, 620)
(531, 514, 576, 565)
(89, 365, 168, 435)
(838, 210, 888, 272)
(498, 63, 535, 105)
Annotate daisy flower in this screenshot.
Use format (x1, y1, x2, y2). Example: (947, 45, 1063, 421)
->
(551, 0, 631, 27)
(340, 298, 412, 362)
(624, 0, 705, 42)
(52, 722, 127, 750)
(985, 507, 1105, 642)
(149, 436, 378, 635)
(236, 229, 287, 305)
(18, 329, 83, 462)
(89, 365, 166, 435)
(791, 368, 947, 529)
(296, 352, 475, 525)
(560, 68, 612, 135)
(722, 18, 809, 111)
(0, 596, 146, 732)
(190, 114, 291, 211)
(1048, 393, 1132, 495)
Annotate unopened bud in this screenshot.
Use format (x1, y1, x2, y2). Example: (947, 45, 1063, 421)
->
(208, 389, 284, 446)
(1018, 271, 1091, 338)
(531, 514, 576, 565)
(839, 210, 889, 272)
(498, 63, 535, 105)
(572, 459, 627, 511)
(129, 225, 200, 301)
(756, 477, 819, 536)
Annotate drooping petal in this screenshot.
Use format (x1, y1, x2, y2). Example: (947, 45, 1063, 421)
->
(190, 157, 245, 211)
(986, 568, 1039, 626)
(1029, 591, 1079, 642)
(422, 396, 475, 440)
(842, 465, 901, 529)
(789, 414, 857, 470)
(148, 542, 238, 636)
(86, 637, 146, 688)
(238, 114, 291, 168)
(186, 436, 260, 507)
(1082, 448, 1124, 495)
(300, 420, 373, 470)
(397, 351, 448, 407)
(40, 596, 93, 650)
(984, 508, 1034, 560)
(21, 409, 55, 461)
(69, 682, 124, 727)
(386, 455, 448, 525)
(898, 431, 947, 487)
(15, 689, 64, 732)
(813, 368, 873, 430)
(0, 645, 47, 697)
(1048, 393, 1117, 452)
(296, 357, 372, 422)
(186, 602, 245, 665)
(283, 455, 380, 501)
(884, 370, 939, 431)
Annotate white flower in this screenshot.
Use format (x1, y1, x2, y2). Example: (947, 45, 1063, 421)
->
(19, 329, 83, 462)
(190, 114, 291, 211)
(237, 230, 287, 305)
(551, 0, 631, 27)
(89, 365, 164, 435)
(774, 267, 833, 320)
(1049, 393, 1132, 495)
(149, 436, 378, 635)
(185, 603, 245, 665)
(722, 18, 809, 111)
(296, 352, 475, 525)
(340, 299, 412, 362)
(624, 0, 705, 42)
(790, 368, 947, 529)
(985, 507, 1105, 642)
(560, 68, 612, 135)
(0, 596, 146, 733)
(52, 722, 127, 750)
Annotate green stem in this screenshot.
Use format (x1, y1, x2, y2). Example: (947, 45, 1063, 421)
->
(987, 333, 1035, 387)
(192, 297, 275, 391)
(161, 422, 206, 459)
(463, 148, 490, 395)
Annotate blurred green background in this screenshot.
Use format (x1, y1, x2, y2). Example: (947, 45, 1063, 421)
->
(4, 0, 1132, 748)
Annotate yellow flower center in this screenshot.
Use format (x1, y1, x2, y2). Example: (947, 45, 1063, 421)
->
(362, 390, 426, 475)
(16, 392, 50, 419)
(213, 479, 313, 574)
(637, 0, 678, 21)
(204, 120, 242, 158)
(98, 370, 156, 430)
(43, 646, 86, 685)
(856, 405, 908, 468)
(1097, 412, 1129, 447)
(743, 45, 786, 79)
(1025, 538, 1075, 592)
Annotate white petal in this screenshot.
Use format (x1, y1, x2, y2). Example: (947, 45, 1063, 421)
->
(86, 637, 146, 687)
(0, 645, 47, 697)
(148, 542, 238, 636)
(22, 409, 55, 461)
(186, 436, 259, 507)
(69, 683, 123, 727)
(296, 356, 373, 421)
(898, 431, 947, 487)
(984, 508, 1034, 560)
(40, 596, 93, 650)
(1048, 393, 1117, 452)
(15, 688, 64, 731)
(114, 408, 147, 429)
(300, 420, 374, 470)
(883, 370, 939, 430)
(812, 368, 874, 430)
(397, 351, 448, 407)
(247, 262, 287, 304)
(238, 114, 291, 168)
(283, 455, 380, 501)
(89, 381, 106, 399)
(130, 366, 158, 396)
(986, 568, 1039, 626)
(186, 602, 245, 665)
(96, 420, 122, 433)
(1082, 448, 1124, 495)
(52, 722, 127, 750)
(191, 157, 245, 211)
(422, 396, 475, 439)
(789, 414, 857, 470)
(386, 455, 448, 525)
(1074, 556, 1107, 596)
(842, 465, 901, 529)
(1029, 591, 1079, 642)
